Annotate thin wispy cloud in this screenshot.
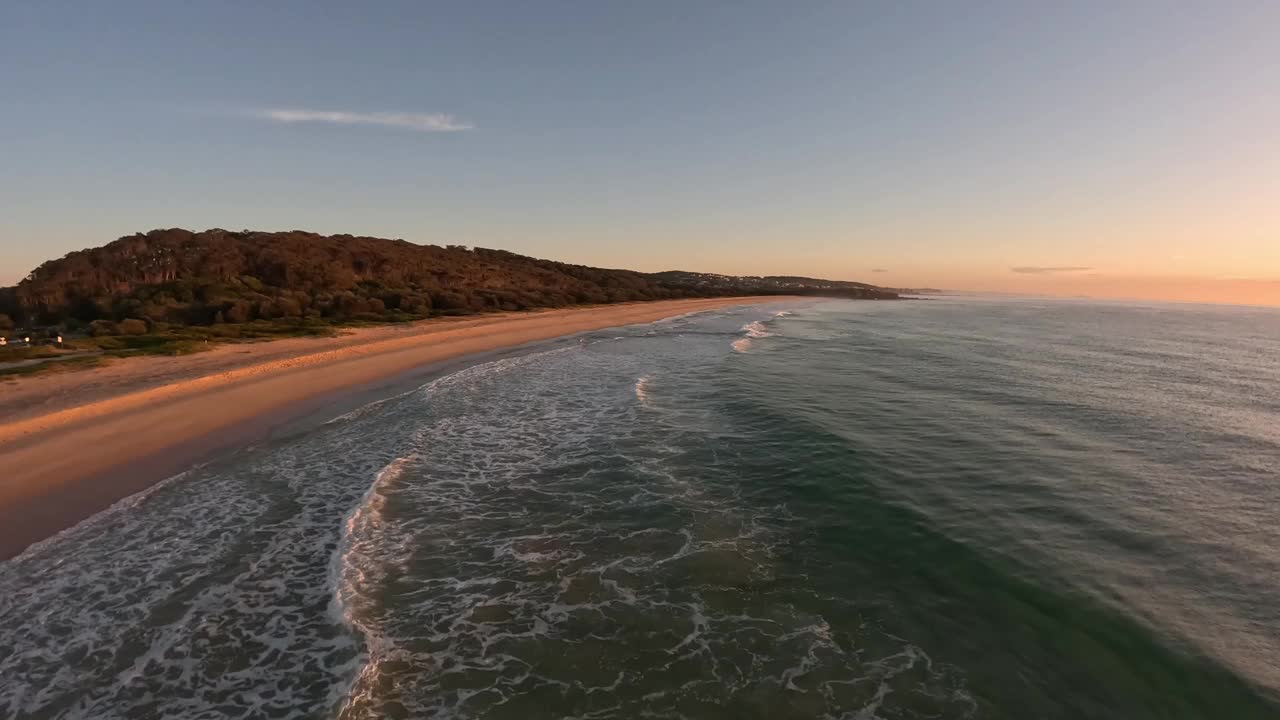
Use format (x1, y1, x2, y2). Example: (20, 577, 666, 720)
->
(871, 268, 889, 273)
(253, 108, 473, 132)
(1011, 266, 1093, 274)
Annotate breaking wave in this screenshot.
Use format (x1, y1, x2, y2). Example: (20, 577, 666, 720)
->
(316, 329, 974, 718)
(634, 374, 653, 407)
(732, 313, 792, 352)
(0, 302, 985, 719)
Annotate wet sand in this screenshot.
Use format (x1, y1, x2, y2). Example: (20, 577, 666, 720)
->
(0, 297, 777, 558)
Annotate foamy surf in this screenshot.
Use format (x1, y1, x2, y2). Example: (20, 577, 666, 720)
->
(743, 320, 774, 338)
(329, 456, 411, 716)
(635, 374, 653, 406)
(732, 318, 778, 352)
(293, 305, 973, 718)
(0, 302, 985, 720)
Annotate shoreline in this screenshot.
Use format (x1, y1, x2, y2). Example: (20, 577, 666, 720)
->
(0, 297, 781, 559)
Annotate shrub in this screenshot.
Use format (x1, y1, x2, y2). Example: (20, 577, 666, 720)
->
(275, 297, 303, 317)
(118, 318, 149, 335)
(89, 319, 119, 336)
(224, 301, 252, 323)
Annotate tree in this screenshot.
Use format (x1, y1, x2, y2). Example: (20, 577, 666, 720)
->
(0, 313, 12, 332)
(1, 227, 901, 331)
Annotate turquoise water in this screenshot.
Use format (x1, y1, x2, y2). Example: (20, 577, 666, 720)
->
(2, 298, 1279, 718)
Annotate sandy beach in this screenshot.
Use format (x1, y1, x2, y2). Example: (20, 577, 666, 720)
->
(0, 297, 776, 558)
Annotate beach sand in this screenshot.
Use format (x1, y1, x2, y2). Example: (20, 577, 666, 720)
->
(0, 297, 777, 558)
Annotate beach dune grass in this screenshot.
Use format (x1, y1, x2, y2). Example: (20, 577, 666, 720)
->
(0, 354, 110, 380)
(1, 319, 344, 380)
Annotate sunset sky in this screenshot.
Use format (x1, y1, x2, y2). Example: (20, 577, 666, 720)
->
(3, 2, 1278, 305)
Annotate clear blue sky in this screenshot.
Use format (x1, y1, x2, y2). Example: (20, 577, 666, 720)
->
(3, 1, 1278, 303)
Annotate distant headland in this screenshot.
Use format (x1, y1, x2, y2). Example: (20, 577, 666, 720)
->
(0, 229, 901, 336)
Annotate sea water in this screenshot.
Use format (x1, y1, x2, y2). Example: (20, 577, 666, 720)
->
(3, 298, 1279, 718)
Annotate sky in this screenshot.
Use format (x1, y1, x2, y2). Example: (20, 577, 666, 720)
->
(3, 1, 1278, 305)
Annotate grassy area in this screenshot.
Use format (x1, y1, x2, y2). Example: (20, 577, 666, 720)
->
(92, 335, 213, 357)
(199, 318, 341, 341)
(0, 354, 112, 381)
(0, 318, 346, 380)
(86, 319, 340, 357)
(0, 345, 62, 363)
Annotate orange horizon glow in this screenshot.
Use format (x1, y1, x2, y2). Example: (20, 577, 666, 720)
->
(936, 274, 1280, 308)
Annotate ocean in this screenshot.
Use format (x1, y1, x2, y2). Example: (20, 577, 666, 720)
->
(2, 298, 1279, 719)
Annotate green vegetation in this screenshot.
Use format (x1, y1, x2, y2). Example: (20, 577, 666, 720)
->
(0, 229, 729, 331)
(0, 229, 901, 382)
(0, 354, 110, 381)
(0, 228, 898, 335)
(0, 345, 61, 363)
(89, 319, 337, 357)
(0, 318, 344, 381)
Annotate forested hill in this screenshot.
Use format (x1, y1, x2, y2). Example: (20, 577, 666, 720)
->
(0, 229, 897, 328)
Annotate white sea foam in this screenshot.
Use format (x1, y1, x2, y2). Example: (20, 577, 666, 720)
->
(634, 374, 653, 406)
(308, 336, 973, 718)
(329, 456, 411, 715)
(742, 320, 774, 338)
(6, 462, 205, 564)
(0, 308, 975, 719)
(731, 319, 778, 352)
(0, 344, 588, 720)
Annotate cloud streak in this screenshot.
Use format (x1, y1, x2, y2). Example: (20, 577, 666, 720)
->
(254, 108, 473, 132)
(1011, 266, 1093, 274)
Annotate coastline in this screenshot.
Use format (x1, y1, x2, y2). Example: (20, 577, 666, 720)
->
(0, 297, 780, 559)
